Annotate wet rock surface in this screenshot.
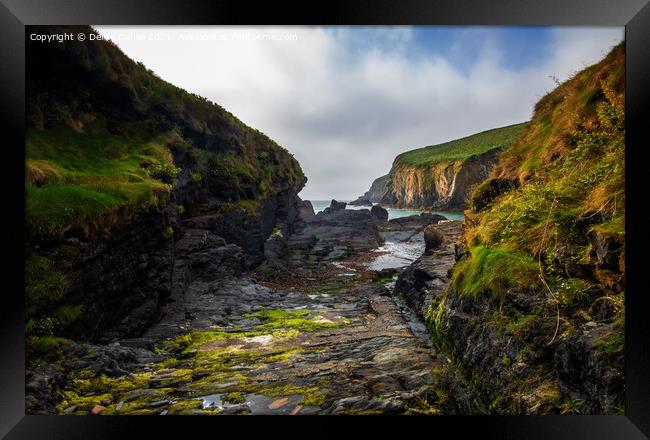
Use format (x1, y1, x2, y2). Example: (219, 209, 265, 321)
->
(396, 221, 462, 317)
(362, 214, 449, 272)
(27, 213, 460, 416)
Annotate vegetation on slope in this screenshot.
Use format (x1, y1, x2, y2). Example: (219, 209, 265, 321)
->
(26, 25, 305, 240)
(444, 43, 625, 413)
(461, 43, 624, 302)
(395, 122, 528, 167)
(26, 128, 176, 238)
(25, 25, 305, 355)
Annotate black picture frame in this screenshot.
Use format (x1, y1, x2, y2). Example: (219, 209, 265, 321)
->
(1, 0, 648, 438)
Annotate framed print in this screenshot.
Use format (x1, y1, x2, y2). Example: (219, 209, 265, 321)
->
(1, 0, 649, 438)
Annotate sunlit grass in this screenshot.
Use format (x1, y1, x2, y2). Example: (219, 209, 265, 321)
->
(395, 122, 527, 167)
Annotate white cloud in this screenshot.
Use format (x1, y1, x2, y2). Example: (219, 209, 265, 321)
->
(94, 26, 623, 200)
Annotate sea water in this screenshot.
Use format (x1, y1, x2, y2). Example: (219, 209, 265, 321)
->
(308, 200, 465, 222)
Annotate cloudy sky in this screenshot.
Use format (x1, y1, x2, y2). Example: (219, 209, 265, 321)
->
(94, 26, 623, 200)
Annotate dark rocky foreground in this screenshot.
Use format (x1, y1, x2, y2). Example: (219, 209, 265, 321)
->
(26, 202, 461, 415)
(27, 199, 619, 416)
(395, 222, 624, 415)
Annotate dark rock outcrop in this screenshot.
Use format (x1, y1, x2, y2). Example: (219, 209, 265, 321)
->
(471, 177, 519, 212)
(322, 199, 347, 215)
(370, 205, 389, 222)
(423, 224, 445, 252)
(589, 229, 624, 272)
(54, 207, 177, 343)
(388, 213, 447, 230)
(297, 199, 316, 220)
(286, 207, 383, 263)
(555, 322, 624, 414)
(179, 189, 303, 262)
(172, 228, 245, 283)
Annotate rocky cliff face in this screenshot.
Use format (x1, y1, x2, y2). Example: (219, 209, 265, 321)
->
(25, 25, 306, 345)
(60, 207, 177, 343)
(349, 174, 389, 205)
(381, 148, 501, 210)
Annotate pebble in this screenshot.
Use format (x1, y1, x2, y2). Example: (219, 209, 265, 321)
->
(149, 400, 170, 408)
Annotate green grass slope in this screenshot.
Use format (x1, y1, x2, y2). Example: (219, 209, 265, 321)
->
(26, 128, 176, 237)
(26, 25, 305, 240)
(395, 122, 528, 167)
(463, 43, 625, 291)
(444, 43, 625, 413)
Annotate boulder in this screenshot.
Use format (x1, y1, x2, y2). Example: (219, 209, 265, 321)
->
(297, 199, 316, 220)
(287, 208, 383, 262)
(370, 205, 389, 222)
(388, 213, 446, 229)
(322, 199, 347, 214)
(423, 224, 445, 252)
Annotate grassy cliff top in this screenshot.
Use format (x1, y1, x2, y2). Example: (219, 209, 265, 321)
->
(26, 128, 175, 237)
(394, 122, 528, 167)
(25, 25, 305, 239)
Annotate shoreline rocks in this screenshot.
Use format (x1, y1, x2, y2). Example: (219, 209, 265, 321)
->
(423, 224, 445, 252)
(286, 201, 383, 263)
(321, 199, 347, 215)
(370, 205, 389, 222)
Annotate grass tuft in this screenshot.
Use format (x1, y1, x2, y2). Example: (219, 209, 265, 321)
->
(451, 245, 540, 301)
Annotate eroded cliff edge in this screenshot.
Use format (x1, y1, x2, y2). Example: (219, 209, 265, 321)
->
(381, 147, 502, 210)
(396, 43, 625, 414)
(351, 123, 526, 211)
